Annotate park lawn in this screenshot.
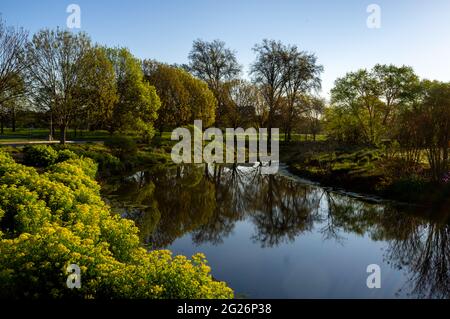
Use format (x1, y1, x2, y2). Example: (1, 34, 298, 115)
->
(0, 127, 112, 142)
(159, 130, 326, 143)
(0, 138, 42, 143)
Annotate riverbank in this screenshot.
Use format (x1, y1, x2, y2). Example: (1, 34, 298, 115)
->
(1, 136, 174, 177)
(3, 135, 449, 207)
(280, 141, 450, 207)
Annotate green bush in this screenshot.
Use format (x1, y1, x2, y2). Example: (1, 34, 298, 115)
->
(54, 144, 122, 175)
(104, 136, 138, 159)
(0, 151, 233, 299)
(23, 145, 59, 167)
(57, 149, 79, 162)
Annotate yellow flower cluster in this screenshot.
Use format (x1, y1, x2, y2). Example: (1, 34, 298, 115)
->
(0, 148, 233, 299)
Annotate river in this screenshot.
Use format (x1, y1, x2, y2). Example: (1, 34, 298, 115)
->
(101, 163, 450, 299)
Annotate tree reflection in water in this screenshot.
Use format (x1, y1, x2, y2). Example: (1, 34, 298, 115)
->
(103, 164, 450, 298)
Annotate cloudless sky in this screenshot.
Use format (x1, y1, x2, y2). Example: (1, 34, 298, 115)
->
(1, 0, 450, 98)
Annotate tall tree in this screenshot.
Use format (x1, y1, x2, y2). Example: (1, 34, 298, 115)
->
(331, 69, 383, 145)
(0, 18, 28, 134)
(372, 64, 419, 126)
(307, 96, 325, 141)
(250, 40, 286, 141)
(251, 39, 323, 141)
(417, 81, 450, 181)
(183, 71, 217, 127)
(187, 39, 241, 125)
(0, 73, 25, 134)
(106, 48, 160, 141)
(143, 60, 190, 132)
(224, 79, 259, 128)
(282, 46, 323, 141)
(324, 104, 364, 144)
(25, 29, 91, 143)
(330, 65, 419, 145)
(143, 61, 216, 133)
(76, 46, 118, 132)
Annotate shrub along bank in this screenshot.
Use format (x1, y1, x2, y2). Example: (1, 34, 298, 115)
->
(281, 142, 450, 204)
(0, 148, 233, 299)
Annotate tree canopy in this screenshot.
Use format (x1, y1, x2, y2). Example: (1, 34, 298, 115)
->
(251, 39, 323, 140)
(143, 61, 216, 132)
(106, 48, 160, 141)
(25, 29, 92, 143)
(328, 64, 419, 145)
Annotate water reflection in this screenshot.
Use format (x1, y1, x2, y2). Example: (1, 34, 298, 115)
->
(103, 164, 450, 298)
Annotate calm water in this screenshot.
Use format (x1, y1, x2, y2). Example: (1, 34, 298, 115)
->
(102, 164, 450, 299)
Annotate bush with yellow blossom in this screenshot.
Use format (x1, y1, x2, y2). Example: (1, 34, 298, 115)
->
(0, 149, 233, 299)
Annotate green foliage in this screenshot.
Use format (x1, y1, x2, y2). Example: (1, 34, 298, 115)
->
(143, 61, 216, 131)
(328, 64, 419, 145)
(324, 106, 365, 144)
(0, 151, 233, 299)
(106, 48, 160, 140)
(23, 145, 82, 168)
(76, 46, 118, 131)
(417, 81, 450, 181)
(23, 145, 59, 167)
(55, 144, 122, 175)
(104, 136, 138, 159)
(303, 148, 381, 175)
(25, 29, 92, 144)
(57, 149, 79, 162)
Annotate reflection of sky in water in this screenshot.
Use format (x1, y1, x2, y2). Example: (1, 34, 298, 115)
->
(167, 211, 409, 298)
(104, 165, 450, 299)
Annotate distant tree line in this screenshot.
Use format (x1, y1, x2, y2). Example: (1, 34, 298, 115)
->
(0, 16, 325, 144)
(325, 65, 450, 181)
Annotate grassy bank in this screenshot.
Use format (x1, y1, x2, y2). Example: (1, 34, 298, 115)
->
(1, 135, 174, 177)
(3, 129, 448, 206)
(0, 128, 113, 143)
(281, 141, 450, 205)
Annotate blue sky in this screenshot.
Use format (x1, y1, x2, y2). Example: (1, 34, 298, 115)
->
(1, 0, 450, 98)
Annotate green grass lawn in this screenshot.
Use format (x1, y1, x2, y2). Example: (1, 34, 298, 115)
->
(281, 133, 327, 142)
(0, 128, 48, 140)
(158, 130, 326, 142)
(0, 128, 112, 143)
(1, 127, 327, 146)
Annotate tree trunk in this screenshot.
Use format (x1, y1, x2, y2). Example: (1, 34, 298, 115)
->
(11, 107, 16, 132)
(60, 125, 67, 144)
(267, 106, 273, 147)
(444, 146, 448, 172)
(0, 116, 4, 135)
(49, 112, 54, 141)
(268, 123, 272, 152)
